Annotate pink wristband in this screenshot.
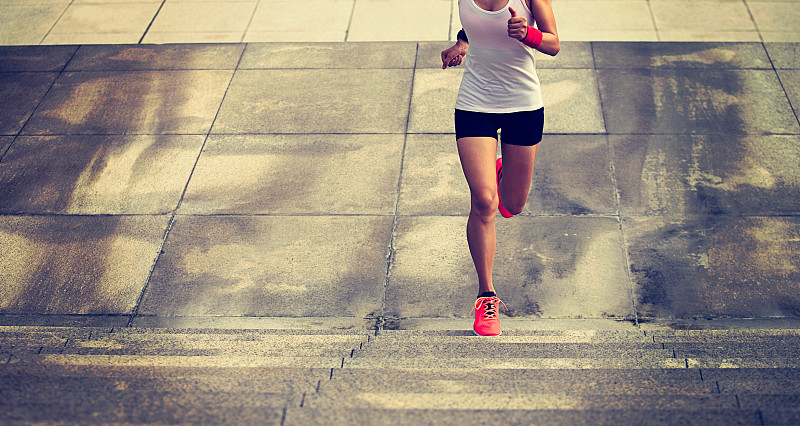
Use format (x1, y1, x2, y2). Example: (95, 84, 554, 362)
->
(521, 26, 543, 49)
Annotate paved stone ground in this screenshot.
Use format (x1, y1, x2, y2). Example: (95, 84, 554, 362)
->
(1, 40, 800, 423)
(1, 41, 799, 326)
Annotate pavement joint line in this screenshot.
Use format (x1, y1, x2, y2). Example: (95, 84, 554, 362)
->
(38, 1, 73, 46)
(380, 42, 420, 329)
(590, 40, 643, 326)
(138, 0, 167, 45)
(240, 1, 259, 44)
(344, 0, 357, 42)
(744, 0, 766, 45)
(763, 44, 800, 130)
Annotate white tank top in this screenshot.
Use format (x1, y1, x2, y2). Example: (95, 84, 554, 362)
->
(455, 0, 543, 113)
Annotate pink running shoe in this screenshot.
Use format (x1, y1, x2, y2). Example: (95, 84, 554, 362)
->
(471, 295, 508, 336)
(496, 158, 514, 218)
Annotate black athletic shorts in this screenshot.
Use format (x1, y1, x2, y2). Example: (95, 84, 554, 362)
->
(454, 108, 544, 146)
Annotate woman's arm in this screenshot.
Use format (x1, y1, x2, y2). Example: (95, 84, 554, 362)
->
(441, 32, 469, 70)
(529, 0, 560, 56)
(508, 0, 560, 56)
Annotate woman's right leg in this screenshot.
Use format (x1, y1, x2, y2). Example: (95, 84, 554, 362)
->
(457, 136, 500, 295)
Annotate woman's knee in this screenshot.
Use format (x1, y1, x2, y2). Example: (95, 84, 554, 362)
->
(471, 189, 499, 218)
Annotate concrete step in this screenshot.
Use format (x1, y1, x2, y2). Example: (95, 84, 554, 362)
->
(321, 368, 716, 395)
(0, 369, 321, 394)
(0, 363, 330, 384)
(344, 355, 686, 369)
(283, 408, 763, 426)
(701, 367, 800, 381)
(1, 399, 286, 425)
(356, 343, 671, 358)
(650, 330, 800, 344)
(3, 325, 800, 425)
(1, 325, 369, 360)
(9, 353, 345, 368)
(373, 329, 653, 343)
(667, 343, 800, 358)
(301, 392, 739, 410)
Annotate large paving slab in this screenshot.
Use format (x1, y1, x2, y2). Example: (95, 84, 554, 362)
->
(0, 215, 170, 315)
(347, 0, 452, 42)
(64, 44, 245, 71)
(238, 42, 418, 70)
(139, 215, 393, 318)
(610, 134, 800, 216)
(0, 135, 205, 215)
(0, 1, 69, 46)
(0, 45, 77, 72)
(386, 216, 633, 319)
(625, 216, 800, 319)
(597, 68, 800, 135)
(592, 42, 774, 70)
(179, 134, 404, 215)
(43, 2, 161, 45)
(0, 72, 58, 135)
(21, 70, 234, 135)
(212, 69, 413, 134)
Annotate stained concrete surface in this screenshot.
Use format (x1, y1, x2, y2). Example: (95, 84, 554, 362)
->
(0, 135, 206, 214)
(179, 134, 404, 215)
(0, 41, 799, 325)
(139, 215, 392, 318)
(626, 216, 800, 319)
(779, 69, 800, 118)
(0, 72, 59, 135)
(610, 134, 800, 216)
(21, 70, 234, 135)
(0, 215, 170, 315)
(0, 137, 13, 158)
(64, 44, 245, 71)
(0, 45, 77, 72)
(212, 69, 413, 134)
(238, 42, 418, 70)
(765, 43, 800, 70)
(598, 68, 799, 135)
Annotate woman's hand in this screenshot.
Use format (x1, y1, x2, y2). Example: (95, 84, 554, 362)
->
(507, 7, 528, 40)
(441, 40, 468, 70)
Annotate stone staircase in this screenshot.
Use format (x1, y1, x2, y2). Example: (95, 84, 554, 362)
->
(2, 325, 800, 425)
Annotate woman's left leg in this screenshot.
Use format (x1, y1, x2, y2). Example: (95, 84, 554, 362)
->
(498, 143, 540, 215)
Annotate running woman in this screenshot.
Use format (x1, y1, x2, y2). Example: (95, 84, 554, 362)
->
(441, 0, 559, 336)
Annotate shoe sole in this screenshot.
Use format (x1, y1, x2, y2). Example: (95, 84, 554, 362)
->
(472, 329, 502, 337)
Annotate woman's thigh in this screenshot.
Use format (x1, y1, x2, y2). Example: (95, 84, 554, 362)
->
(499, 142, 540, 205)
(457, 137, 499, 206)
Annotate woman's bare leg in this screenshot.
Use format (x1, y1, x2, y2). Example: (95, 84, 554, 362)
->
(499, 143, 540, 215)
(457, 137, 500, 294)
